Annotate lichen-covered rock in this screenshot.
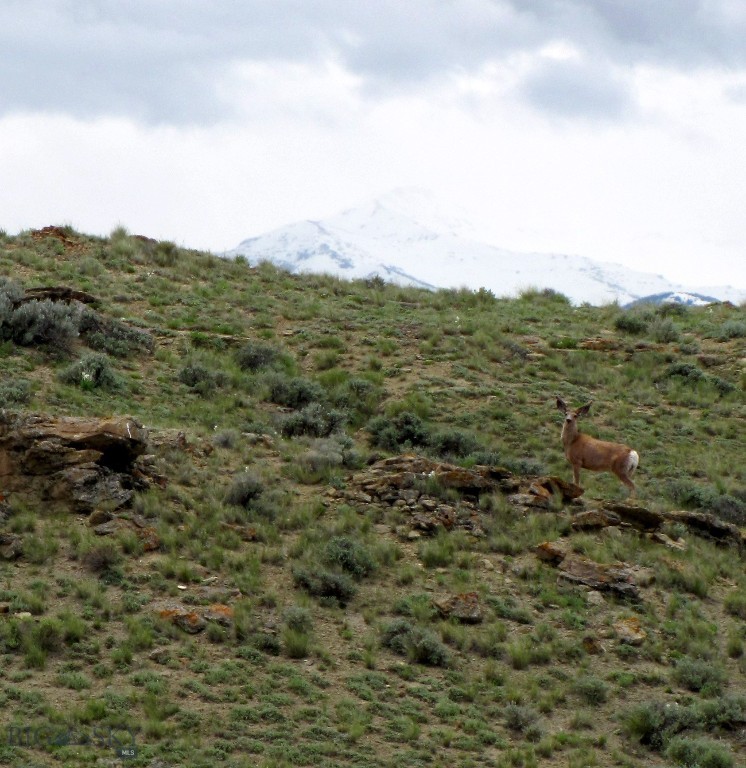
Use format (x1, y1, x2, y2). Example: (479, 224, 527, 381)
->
(614, 617, 647, 646)
(530, 476, 583, 502)
(158, 606, 207, 634)
(136, 526, 161, 552)
(433, 592, 483, 624)
(158, 603, 234, 633)
(203, 604, 234, 627)
(571, 509, 622, 530)
(534, 540, 568, 564)
(508, 493, 551, 510)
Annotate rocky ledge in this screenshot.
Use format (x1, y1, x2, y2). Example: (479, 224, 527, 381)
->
(0, 411, 150, 513)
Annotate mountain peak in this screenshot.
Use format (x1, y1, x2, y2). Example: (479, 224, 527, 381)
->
(228, 191, 746, 306)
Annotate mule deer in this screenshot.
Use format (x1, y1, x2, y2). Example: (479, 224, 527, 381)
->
(556, 398, 639, 494)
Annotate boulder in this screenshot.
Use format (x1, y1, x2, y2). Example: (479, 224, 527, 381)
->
(411, 506, 457, 533)
(433, 592, 483, 624)
(614, 617, 647, 646)
(585, 590, 606, 607)
(91, 513, 161, 551)
(0, 533, 23, 560)
(202, 604, 234, 627)
(535, 540, 642, 600)
(571, 509, 622, 530)
(649, 531, 687, 551)
(0, 412, 148, 513)
(530, 476, 584, 502)
(534, 540, 568, 564)
(87, 509, 114, 527)
(508, 493, 551, 510)
(158, 603, 234, 633)
(582, 634, 605, 654)
(159, 607, 207, 634)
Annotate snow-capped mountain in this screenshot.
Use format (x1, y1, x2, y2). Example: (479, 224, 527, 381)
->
(624, 291, 721, 308)
(227, 189, 746, 306)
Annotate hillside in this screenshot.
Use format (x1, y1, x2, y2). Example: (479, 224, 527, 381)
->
(0, 224, 745, 768)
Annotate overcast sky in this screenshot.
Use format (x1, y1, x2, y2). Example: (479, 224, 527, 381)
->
(2, 0, 746, 288)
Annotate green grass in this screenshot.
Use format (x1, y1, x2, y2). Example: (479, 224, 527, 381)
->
(0, 227, 743, 767)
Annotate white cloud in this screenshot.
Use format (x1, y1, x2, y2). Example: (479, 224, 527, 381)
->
(1, 1, 745, 290)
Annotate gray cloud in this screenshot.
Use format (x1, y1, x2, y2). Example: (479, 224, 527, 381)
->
(520, 59, 632, 120)
(1, 0, 745, 125)
(509, 0, 746, 67)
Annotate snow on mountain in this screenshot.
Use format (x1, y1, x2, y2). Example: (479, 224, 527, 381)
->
(625, 291, 721, 308)
(226, 189, 746, 306)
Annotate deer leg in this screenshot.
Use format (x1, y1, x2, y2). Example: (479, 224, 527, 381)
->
(572, 465, 581, 486)
(617, 474, 636, 496)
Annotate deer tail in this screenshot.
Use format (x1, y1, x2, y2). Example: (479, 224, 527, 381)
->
(626, 451, 639, 476)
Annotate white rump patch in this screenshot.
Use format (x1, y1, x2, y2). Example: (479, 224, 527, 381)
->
(626, 450, 639, 475)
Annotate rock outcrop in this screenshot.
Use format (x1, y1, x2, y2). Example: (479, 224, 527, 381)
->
(344, 455, 583, 535)
(665, 509, 744, 548)
(0, 412, 148, 513)
(535, 540, 647, 600)
(601, 502, 665, 531)
(354, 455, 520, 498)
(14, 285, 98, 307)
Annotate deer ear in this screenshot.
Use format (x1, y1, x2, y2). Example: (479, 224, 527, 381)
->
(556, 397, 568, 413)
(576, 401, 593, 417)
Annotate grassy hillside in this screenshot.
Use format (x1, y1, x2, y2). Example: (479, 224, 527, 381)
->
(0, 224, 744, 768)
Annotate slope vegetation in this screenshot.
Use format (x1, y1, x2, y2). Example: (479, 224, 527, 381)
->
(0, 225, 744, 768)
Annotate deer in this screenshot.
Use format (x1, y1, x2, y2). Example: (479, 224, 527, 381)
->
(556, 397, 639, 495)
